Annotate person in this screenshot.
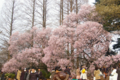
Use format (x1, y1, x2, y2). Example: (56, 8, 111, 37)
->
(53, 66, 69, 80)
(64, 66, 71, 76)
(1, 72, 6, 80)
(24, 69, 28, 80)
(117, 63, 120, 80)
(37, 68, 43, 80)
(20, 69, 26, 80)
(26, 69, 31, 80)
(17, 68, 22, 80)
(76, 67, 80, 79)
(101, 66, 108, 79)
(80, 65, 87, 80)
(29, 68, 38, 80)
(94, 66, 101, 80)
(110, 65, 118, 80)
(80, 65, 83, 71)
(50, 69, 55, 80)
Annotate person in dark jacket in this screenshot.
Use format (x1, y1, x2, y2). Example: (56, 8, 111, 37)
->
(117, 63, 120, 80)
(64, 66, 71, 79)
(20, 69, 26, 80)
(37, 68, 43, 80)
(1, 72, 6, 80)
(64, 66, 71, 75)
(29, 68, 38, 80)
(24, 69, 28, 80)
(101, 66, 108, 79)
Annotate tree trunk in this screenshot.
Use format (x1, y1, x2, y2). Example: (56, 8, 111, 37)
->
(32, 0, 36, 28)
(67, 0, 69, 15)
(8, 0, 15, 60)
(70, 0, 73, 12)
(43, 0, 47, 28)
(60, 0, 63, 25)
(76, 0, 78, 14)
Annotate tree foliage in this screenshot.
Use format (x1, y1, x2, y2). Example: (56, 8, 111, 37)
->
(95, 0, 120, 31)
(2, 27, 52, 72)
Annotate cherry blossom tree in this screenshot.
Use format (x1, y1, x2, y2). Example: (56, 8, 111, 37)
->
(89, 53, 120, 73)
(42, 4, 111, 71)
(2, 4, 112, 73)
(2, 27, 52, 72)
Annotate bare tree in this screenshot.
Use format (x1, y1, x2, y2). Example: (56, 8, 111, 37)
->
(58, 0, 88, 25)
(21, 0, 48, 29)
(0, 0, 21, 60)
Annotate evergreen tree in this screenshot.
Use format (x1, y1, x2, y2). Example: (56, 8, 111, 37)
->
(96, 0, 120, 31)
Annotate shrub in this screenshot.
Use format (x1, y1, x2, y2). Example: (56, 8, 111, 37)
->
(5, 73, 15, 79)
(40, 69, 51, 79)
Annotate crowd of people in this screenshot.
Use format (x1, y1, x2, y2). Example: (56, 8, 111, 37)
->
(0, 64, 120, 80)
(76, 65, 120, 80)
(16, 68, 45, 80)
(0, 67, 46, 80)
(51, 64, 120, 80)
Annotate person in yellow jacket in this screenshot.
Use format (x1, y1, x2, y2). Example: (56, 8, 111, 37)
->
(80, 65, 87, 80)
(16, 68, 22, 80)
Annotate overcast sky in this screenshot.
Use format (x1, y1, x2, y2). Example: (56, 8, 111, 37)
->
(89, 0, 95, 5)
(0, 0, 4, 9)
(0, 0, 95, 10)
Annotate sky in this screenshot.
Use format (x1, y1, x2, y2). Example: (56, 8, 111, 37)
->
(89, 0, 95, 5)
(0, 0, 4, 9)
(0, 0, 95, 10)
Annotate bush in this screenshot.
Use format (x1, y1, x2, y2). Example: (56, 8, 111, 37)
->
(11, 73, 16, 79)
(40, 69, 51, 79)
(5, 73, 15, 79)
(45, 72, 51, 79)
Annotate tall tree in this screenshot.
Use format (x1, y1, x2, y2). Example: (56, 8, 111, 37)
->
(58, 0, 88, 25)
(42, 4, 110, 70)
(0, 0, 21, 60)
(21, 0, 48, 29)
(95, 0, 120, 31)
(2, 27, 52, 72)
